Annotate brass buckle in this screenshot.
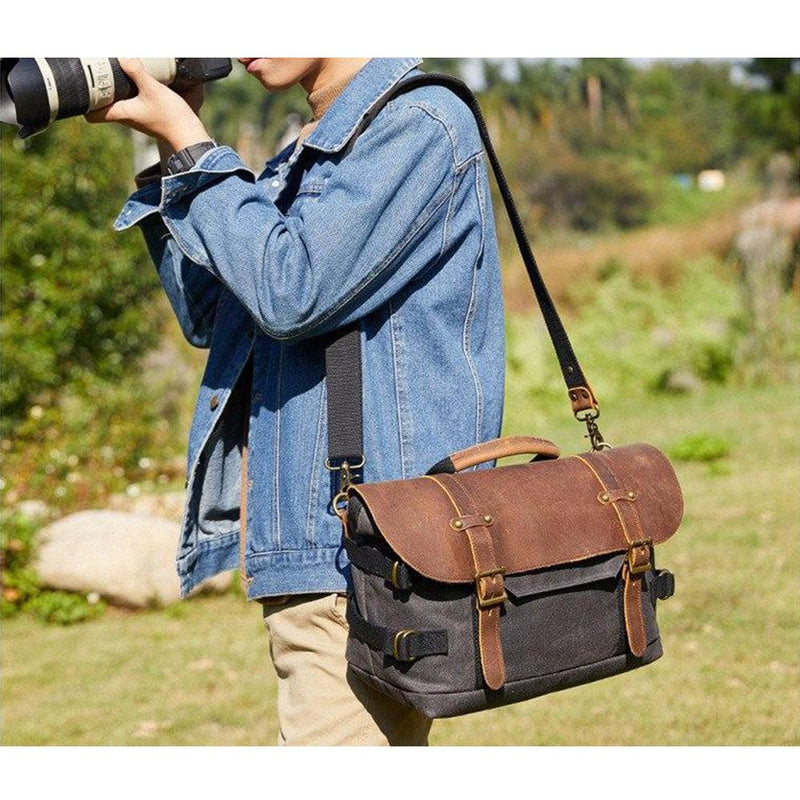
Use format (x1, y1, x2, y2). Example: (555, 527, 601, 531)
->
(390, 560, 402, 590)
(627, 539, 653, 575)
(475, 567, 508, 608)
(392, 628, 416, 661)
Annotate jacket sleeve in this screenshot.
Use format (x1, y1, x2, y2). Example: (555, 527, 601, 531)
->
(115, 102, 457, 342)
(116, 180, 224, 349)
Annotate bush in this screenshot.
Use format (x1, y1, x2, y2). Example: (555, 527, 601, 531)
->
(506, 255, 753, 415)
(1, 509, 106, 624)
(528, 153, 655, 231)
(667, 433, 731, 463)
(0, 121, 160, 435)
(25, 591, 105, 626)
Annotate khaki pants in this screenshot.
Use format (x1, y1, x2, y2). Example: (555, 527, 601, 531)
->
(261, 592, 433, 746)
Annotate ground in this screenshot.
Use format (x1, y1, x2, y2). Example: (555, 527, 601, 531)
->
(3, 377, 797, 746)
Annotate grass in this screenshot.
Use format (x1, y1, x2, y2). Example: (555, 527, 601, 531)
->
(2, 236, 798, 745)
(2, 368, 797, 746)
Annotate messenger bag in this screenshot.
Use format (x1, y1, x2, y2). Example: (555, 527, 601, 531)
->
(322, 73, 684, 719)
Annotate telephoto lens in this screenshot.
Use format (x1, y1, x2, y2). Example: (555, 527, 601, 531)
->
(0, 58, 232, 138)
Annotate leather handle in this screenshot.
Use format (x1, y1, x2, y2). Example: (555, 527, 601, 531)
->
(426, 436, 560, 475)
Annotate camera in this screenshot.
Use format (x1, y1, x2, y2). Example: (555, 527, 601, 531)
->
(0, 58, 232, 138)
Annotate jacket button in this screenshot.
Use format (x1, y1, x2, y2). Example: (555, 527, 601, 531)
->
(210, 394, 220, 410)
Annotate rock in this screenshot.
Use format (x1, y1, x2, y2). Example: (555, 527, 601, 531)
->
(105, 490, 187, 523)
(34, 510, 233, 607)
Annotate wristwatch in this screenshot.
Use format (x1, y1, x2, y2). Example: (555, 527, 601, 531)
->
(166, 140, 219, 175)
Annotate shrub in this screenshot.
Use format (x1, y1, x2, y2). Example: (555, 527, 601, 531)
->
(667, 433, 731, 463)
(0, 121, 160, 435)
(25, 591, 106, 626)
(528, 153, 655, 231)
(1, 509, 106, 624)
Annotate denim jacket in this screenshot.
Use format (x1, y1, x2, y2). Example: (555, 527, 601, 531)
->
(114, 58, 505, 599)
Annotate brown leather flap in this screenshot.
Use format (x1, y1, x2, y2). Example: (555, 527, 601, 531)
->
(348, 443, 683, 584)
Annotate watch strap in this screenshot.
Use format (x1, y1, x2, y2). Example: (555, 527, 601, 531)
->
(166, 140, 218, 175)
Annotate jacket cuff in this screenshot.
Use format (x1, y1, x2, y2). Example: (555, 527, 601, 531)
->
(114, 146, 254, 234)
(114, 180, 162, 231)
(158, 146, 255, 208)
(134, 161, 165, 189)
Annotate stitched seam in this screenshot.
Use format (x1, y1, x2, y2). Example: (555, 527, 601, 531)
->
(407, 104, 483, 170)
(161, 215, 212, 269)
(185, 337, 253, 480)
(165, 238, 208, 325)
(305, 380, 326, 546)
(597, 452, 648, 544)
(271, 179, 453, 341)
(388, 298, 408, 479)
(421, 475, 462, 517)
(406, 102, 460, 168)
(463, 157, 486, 453)
(406, 162, 461, 290)
(273, 344, 284, 549)
(440, 168, 459, 264)
(573, 455, 633, 545)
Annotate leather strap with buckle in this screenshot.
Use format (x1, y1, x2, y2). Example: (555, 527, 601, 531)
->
(574, 453, 652, 658)
(430, 473, 507, 690)
(475, 567, 508, 608)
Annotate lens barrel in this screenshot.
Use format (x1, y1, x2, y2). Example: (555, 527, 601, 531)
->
(0, 57, 232, 138)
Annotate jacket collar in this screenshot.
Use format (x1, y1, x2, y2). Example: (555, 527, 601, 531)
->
(300, 58, 422, 154)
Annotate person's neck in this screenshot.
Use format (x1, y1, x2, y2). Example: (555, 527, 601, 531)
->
(301, 58, 371, 117)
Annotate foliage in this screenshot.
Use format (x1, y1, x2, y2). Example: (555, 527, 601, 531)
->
(0, 119, 160, 434)
(528, 152, 655, 230)
(0, 508, 107, 624)
(1, 510, 42, 618)
(1, 117, 198, 520)
(24, 590, 105, 625)
(505, 255, 758, 424)
(627, 60, 741, 173)
(667, 432, 731, 463)
(735, 70, 800, 168)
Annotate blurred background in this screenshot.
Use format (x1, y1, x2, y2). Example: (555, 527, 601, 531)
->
(1, 57, 798, 745)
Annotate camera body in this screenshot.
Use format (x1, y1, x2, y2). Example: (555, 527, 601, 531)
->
(0, 58, 231, 138)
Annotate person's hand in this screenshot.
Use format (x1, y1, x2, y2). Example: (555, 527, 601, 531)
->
(85, 58, 210, 152)
(179, 83, 205, 116)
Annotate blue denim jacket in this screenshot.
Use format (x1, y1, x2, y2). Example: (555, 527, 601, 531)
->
(114, 58, 505, 599)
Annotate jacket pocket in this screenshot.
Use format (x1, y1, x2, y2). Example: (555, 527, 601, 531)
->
(195, 363, 251, 538)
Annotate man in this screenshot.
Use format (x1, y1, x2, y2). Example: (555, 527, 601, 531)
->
(102, 57, 505, 745)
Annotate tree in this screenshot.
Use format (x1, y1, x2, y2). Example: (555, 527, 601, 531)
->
(0, 120, 160, 434)
(737, 58, 800, 166)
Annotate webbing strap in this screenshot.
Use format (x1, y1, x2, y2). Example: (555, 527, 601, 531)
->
(324, 326, 363, 464)
(343, 538, 413, 591)
(346, 600, 448, 662)
(324, 71, 599, 466)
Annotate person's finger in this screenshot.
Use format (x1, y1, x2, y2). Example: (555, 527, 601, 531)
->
(84, 96, 141, 124)
(85, 106, 116, 123)
(118, 58, 159, 93)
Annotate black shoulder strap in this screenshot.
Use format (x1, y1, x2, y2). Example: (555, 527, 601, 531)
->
(324, 72, 604, 475)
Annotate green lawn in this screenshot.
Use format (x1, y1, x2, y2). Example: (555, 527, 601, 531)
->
(3, 376, 797, 746)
